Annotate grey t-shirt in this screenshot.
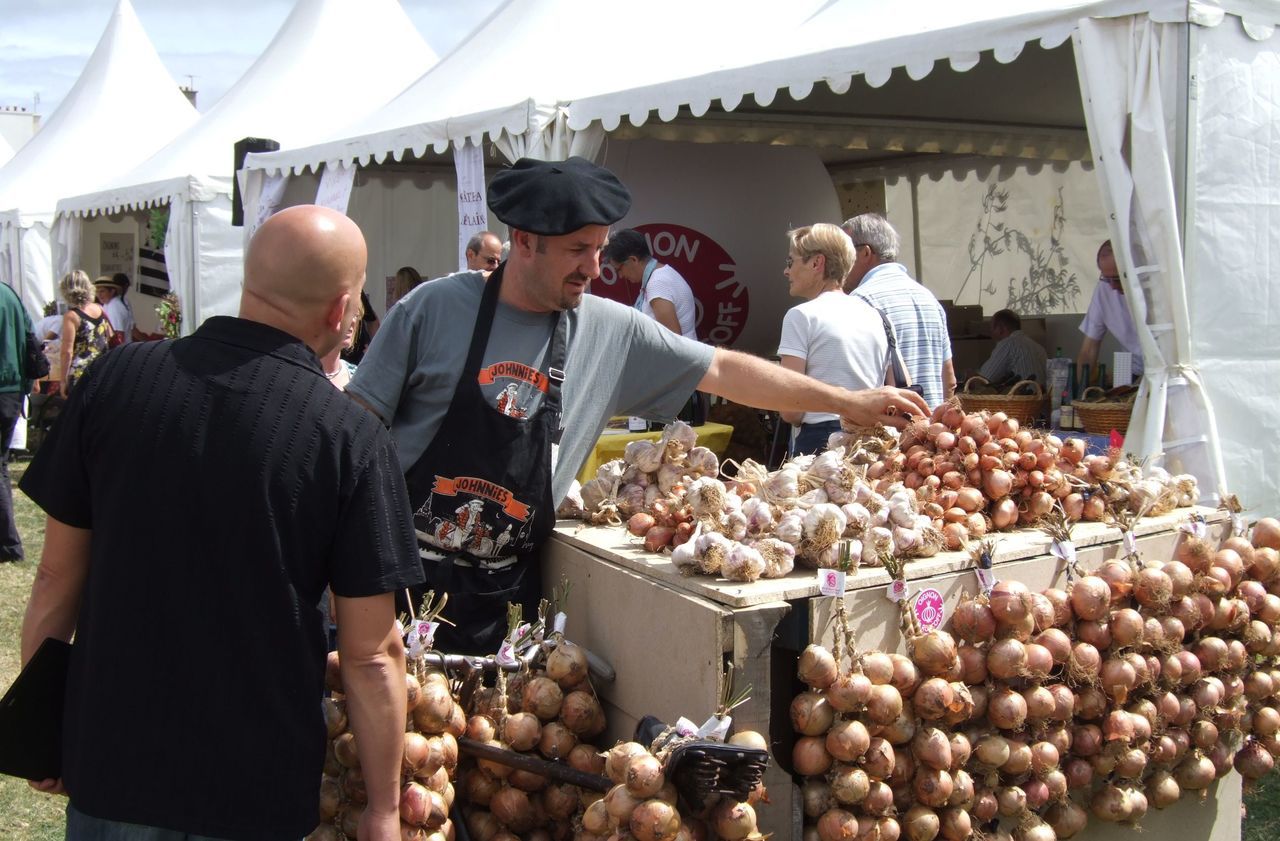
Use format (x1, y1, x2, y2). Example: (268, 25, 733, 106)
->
(348, 270, 716, 505)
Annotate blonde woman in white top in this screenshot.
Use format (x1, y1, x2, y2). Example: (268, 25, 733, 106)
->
(778, 223, 891, 455)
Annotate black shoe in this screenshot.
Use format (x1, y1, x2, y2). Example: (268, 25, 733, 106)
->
(0, 554, 24, 563)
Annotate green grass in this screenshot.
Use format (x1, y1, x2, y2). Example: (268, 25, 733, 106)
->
(0, 459, 64, 840)
(1246, 770, 1280, 841)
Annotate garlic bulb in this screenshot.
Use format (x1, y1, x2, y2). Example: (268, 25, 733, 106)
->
(741, 497, 777, 536)
(660, 421, 698, 460)
(721, 542, 766, 583)
(775, 509, 805, 545)
(617, 483, 647, 515)
(686, 476, 728, 520)
(799, 488, 830, 507)
(695, 530, 733, 575)
(754, 538, 796, 579)
(625, 439, 664, 474)
(687, 446, 720, 478)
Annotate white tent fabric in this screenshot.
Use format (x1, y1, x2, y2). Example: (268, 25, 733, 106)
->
(0, 134, 13, 170)
(1186, 17, 1280, 517)
(55, 0, 438, 330)
(1074, 17, 1228, 506)
(244, 0, 828, 175)
(0, 0, 198, 316)
(0, 209, 52, 320)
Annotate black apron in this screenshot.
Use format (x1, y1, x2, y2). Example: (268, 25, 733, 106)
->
(402, 265, 567, 654)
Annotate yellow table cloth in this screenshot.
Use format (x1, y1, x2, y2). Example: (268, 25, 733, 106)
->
(576, 422, 735, 484)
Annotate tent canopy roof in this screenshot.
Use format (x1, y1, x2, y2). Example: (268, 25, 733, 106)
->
(246, 0, 1280, 177)
(0, 0, 198, 228)
(245, 0, 831, 174)
(58, 0, 438, 217)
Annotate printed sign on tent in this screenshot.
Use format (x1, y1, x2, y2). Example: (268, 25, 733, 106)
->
(246, 172, 290, 244)
(316, 161, 356, 215)
(99, 232, 134, 278)
(454, 140, 488, 271)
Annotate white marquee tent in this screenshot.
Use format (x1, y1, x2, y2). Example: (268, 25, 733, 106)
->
(243, 0, 1280, 516)
(0, 135, 14, 170)
(560, 0, 1279, 518)
(54, 0, 438, 330)
(244, 0, 829, 175)
(0, 0, 198, 318)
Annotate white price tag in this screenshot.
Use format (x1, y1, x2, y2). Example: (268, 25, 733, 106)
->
(1233, 514, 1247, 537)
(818, 568, 846, 597)
(887, 580, 908, 602)
(674, 716, 699, 737)
(1180, 515, 1207, 539)
(1123, 531, 1139, 556)
(975, 567, 997, 594)
(697, 714, 732, 741)
(496, 640, 519, 667)
(554, 612, 568, 635)
(1050, 540, 1077, 567)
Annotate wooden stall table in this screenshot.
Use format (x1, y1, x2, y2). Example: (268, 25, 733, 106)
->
(575, 421, 734, 484)
(545, 507, 1237, 841)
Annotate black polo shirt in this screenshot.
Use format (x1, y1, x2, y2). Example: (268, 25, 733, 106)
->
(20, 316, 423, 841)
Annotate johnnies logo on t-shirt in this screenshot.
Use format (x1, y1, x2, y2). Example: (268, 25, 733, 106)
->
(479, 361, 548, 419)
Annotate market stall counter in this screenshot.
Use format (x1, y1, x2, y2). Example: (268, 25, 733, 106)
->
(544, 506, 1242, 841)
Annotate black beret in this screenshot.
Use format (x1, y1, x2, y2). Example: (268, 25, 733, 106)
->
(487, 157, 631, 237)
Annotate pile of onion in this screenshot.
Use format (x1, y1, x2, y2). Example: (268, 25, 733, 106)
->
(447, 638, 623, 841)
(310, 658, 461, 841)
(570, 409, 1199, 584)
(788, 514, 1280, 841)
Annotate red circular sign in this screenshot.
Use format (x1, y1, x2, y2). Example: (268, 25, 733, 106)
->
(591, 223, 749, 347)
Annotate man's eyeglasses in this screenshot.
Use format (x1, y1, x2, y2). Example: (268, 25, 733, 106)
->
(1100, 274, 1122, 285)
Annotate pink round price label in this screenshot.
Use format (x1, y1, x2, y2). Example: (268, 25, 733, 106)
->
(914, 588, 945, 632)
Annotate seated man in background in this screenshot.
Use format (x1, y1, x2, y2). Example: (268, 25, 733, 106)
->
(978, 308, 1047, 387)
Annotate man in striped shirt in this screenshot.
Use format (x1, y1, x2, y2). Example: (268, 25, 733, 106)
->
(842, 214, 956, 408)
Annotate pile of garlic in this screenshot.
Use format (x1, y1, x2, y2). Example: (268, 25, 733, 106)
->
(563, 422, 943, 583)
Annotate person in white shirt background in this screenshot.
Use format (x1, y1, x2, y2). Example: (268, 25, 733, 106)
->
(94, 273, 135, 345)
(603, 228, 699, 339)
(603, 228, 706, 424)
(777, 222, 891, 455)
(1077, 239, 1144, 379)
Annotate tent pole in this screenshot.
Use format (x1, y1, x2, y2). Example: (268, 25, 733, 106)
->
(910, 172, 923, 284)
(1176, 23, 1199, 268)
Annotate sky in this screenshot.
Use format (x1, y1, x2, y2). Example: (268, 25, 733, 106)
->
(0, 0, 503, 119)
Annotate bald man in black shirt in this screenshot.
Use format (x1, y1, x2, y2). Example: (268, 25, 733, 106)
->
(19, 206, 423, 841)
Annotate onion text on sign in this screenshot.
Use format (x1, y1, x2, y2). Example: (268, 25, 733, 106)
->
(914, 588, 946, 632)
(592, 223, 748, 347)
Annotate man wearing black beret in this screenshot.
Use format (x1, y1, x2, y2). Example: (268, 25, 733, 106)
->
(349, 156, 928, 653)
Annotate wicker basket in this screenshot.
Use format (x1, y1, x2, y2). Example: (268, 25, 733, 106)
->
(957, 377, 1046, 426)
(1073, 386, 1136, 436)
